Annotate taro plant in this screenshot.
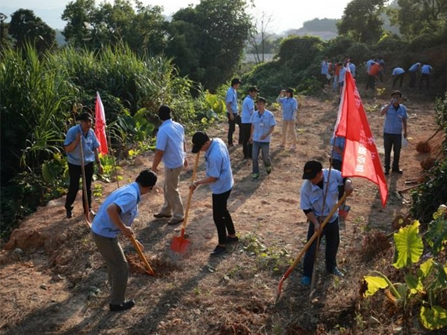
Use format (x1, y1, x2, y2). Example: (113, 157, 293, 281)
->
(362, 205, 447, 330)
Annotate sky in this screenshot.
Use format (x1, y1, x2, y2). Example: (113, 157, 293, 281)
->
(0, 0, 353, 34)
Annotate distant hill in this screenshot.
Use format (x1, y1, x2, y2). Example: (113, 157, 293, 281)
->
(285, 18, 338, 41)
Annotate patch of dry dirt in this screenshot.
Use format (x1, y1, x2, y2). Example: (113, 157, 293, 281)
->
(0, 86, 445, 335)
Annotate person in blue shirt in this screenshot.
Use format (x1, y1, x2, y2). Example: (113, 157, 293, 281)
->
(91, 169, 157, 312)
(241, 87, 259, 159)
(408, 62, 420, 88)
(276, 88, 298, 150)
(330, 135, 346, 172)
(190, 132, 237, 256)
(380, 90, 408, 175)
(392, 67, 406, 88)
(250, 97, 276, 179)
(320, 57, 329, 88)
(300, 160, 353, 286)
(64, 111, 103, 219)
(225, 78, 242, 147)
(151, 105, 188, 225)
(419, 63, 433, 90)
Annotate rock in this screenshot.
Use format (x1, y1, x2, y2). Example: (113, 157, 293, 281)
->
(52, 274, 64, 282)
(4, 228, 45, 251)
(47, 199, 64, 207)
(14, 248, 23, 255)
(40, 284, 48, 290)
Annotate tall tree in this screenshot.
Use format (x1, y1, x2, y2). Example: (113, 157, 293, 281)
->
(9, 9, 56, 53)
(62, 0, 166, 53)
(166, 0, 253, 91)
(388, 0, 447, 38)
(337, 0, 385, 44)
(61, 0, 98, 48)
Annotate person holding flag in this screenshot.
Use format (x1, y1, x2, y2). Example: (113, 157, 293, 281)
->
(300, 160, 354, 285)
(64, 111, 103, 218)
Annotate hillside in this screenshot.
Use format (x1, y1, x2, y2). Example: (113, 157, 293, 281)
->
(0, 85, 445, 335)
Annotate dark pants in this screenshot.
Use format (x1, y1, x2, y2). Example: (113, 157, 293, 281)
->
(384, 133, 402, 172)
(365, 74, 376, 90)
(419, 74, 430, 89)
(303, 218, 340, 277)
(393, 73, 405, 88)
(240, 123, 252, 158)
(409, 71, 417, 88)
(91, 232, 129, 305)
(321, 74, 327, 88)
(212, 189, 235, 245)
(227, 113, 241, 145)
(65, 162, 94, 211)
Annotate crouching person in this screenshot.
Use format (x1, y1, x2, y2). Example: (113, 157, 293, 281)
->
(91, 169, 157, 311)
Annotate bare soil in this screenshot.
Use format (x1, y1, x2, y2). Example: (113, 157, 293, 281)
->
(1, 87, 445, 335)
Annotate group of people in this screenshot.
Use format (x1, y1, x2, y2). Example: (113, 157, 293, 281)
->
(320, 57, 357, 94)
(392, 62, 433, 89)
(226, 78, 295, 180)
(63, 74, 409, 311)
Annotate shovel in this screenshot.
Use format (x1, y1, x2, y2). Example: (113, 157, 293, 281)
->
(170, 152, 200, 255)
(276, 193, 347, 303)
(129, 235, 155, 276)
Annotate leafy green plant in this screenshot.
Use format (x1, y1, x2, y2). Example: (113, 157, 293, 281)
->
(241, 233, 291, 273)
(363, 207, 447, 330)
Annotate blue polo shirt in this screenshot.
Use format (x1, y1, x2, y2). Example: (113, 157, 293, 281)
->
(300, 169, 344, 223)
(421, 65, 432, 74)
(330, 136, 346, 161)
(366, 59, 375, 72)
(349, 63, 356, 77)
(383, 104, 408, 134)
(204, 138, 234, 194)
(225, 87, 238, 114)
(392, 67, 405, 76)
(409, 63, 420, 72)
(156, 119, 185, 169)
(338, 67, 346, 83)
(241, 95, 255, 124)
(92, 182, 141, 238)
(276, 97, 298, 121)
(251, 110, 276, 143)
(321, 61, 328, 75)
(64, 124, 99, 165)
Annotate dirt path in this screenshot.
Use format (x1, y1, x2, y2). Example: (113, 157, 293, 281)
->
(0, 92, 443, 335)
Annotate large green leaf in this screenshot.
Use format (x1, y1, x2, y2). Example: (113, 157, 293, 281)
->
(405, 274, 423, 295)
(393, 220, 424, 269)
(419, 258, 434, 278)
(363, 275, 389, 297)
(420, 305, 447, 330)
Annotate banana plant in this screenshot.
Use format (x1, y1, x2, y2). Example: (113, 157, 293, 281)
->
(363, 206, 447, 330)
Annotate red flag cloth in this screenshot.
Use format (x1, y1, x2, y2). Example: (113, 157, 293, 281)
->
(95, 92, 108, 155)
(335, 70, 388, 207)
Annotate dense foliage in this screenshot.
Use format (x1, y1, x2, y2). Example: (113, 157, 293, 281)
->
(0, 45, 207, 237)
(411, 94, 447, 223)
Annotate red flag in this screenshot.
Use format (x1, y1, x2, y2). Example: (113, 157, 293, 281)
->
(335, 70, 388, 207)
(95, 92, 108, 155)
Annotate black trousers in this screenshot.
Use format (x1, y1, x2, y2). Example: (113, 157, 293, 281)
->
(384, 133, 402, 172)
(365, 74, 376, 90)
(227, 113, 241, 145)
(419, 74, 430, 89)
(65, 162, 94, 211)
(393, 73, 405, 88)
(212, 189, 235, 245)
(303, 218, 340, 277)
(240, 123, 253, 158)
